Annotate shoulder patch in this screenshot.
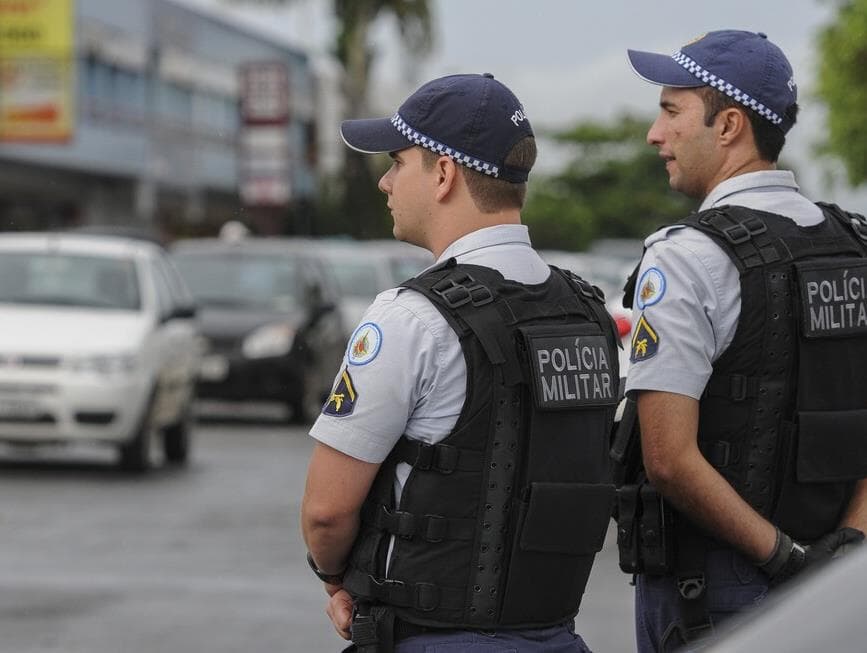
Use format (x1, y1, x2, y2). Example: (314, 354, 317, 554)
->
(636, 267, 667, 309)
(630, 313, 660, 363)
(347, 322, 382, 366)
(323, 368, 358, 417)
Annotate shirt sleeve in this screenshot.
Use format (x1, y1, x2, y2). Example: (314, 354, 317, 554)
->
(624, 227, 740, 399)
(308, 289, 445, 463)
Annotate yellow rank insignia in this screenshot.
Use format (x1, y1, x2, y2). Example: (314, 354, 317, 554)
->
(630, 313, 660, 363)
(323, 368, 358, 417)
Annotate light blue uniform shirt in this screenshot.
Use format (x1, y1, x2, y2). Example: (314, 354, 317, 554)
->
(625, 170, 823, 399)
(310, 224, 550, 505)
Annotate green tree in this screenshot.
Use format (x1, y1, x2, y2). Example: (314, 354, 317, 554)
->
(333, 0, 434, 237)
(523, 115, 695, 251)
(227, 0, 434, 237)
(816, 0, 867, 185)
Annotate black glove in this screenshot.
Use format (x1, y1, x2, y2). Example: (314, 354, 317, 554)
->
(759, 527, 865, 586)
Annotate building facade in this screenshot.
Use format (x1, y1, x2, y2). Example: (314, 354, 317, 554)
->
(0, 0, 319, 238)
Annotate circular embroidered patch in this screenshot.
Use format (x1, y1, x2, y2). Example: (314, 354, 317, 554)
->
(347, 322, 383, 366)
(636, 267, 667, 310)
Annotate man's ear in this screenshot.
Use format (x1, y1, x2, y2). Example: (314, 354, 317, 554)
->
(433, 155, 458, 202)
(718, 107, 748, 145)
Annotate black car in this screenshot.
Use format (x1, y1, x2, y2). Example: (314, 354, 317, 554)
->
(171, 237, 346, 423)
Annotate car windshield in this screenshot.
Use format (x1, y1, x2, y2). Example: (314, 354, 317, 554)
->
(173, 252, 299, 311)
(327, 259, 381, 299)
(389, 257, 429, 284)
(0, 251, 141, 310)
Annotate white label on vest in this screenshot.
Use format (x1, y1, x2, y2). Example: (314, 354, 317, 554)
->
(797, 259, 867, 338)
(527, 333, 617, 409)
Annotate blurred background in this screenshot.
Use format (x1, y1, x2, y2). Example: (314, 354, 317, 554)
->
(1, 1, 866, 651)
(1, 0, 865, 244)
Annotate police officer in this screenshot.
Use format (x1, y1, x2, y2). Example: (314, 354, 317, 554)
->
(619, 30, 867, 651)
(300, 73, 620, 652)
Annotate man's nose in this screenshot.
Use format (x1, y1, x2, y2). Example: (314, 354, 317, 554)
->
(646, 118, 663, 146)
(378, 171, 391, 194)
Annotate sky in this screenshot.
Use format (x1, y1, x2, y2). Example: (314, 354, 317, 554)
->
(178, 0, 865, 207)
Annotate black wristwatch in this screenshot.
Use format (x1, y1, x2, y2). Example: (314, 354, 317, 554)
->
(306, 552, 346, 585)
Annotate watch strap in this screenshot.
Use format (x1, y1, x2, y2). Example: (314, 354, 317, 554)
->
(306, 551, 345, 585)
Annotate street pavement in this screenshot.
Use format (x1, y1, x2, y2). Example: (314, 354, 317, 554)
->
(0, 411, 634, 652)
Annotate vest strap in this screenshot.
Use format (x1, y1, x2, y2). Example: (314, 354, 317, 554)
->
(350, 573, 465, 613)
(673, 524, 713, 645)
(818, 201, 867, 246)
(374, 505, 476, 542)
(696, 208, 782, 270)
(703, 374, 759, 402)
(431, 272, 494, 309)
(393, 437, 484, 473)
(699, 440, 741, 469)
(553, 267, 619, 346)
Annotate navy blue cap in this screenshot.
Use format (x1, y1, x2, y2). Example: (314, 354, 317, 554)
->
(341, 73, 534, 182)
(627, 30, 798, 133)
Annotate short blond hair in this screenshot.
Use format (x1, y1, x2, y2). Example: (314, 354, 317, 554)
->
(420, 137, 536, 212)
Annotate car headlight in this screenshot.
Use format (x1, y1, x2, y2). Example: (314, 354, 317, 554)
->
(241, 324, 296, 359)
(66, 353, 138, 375)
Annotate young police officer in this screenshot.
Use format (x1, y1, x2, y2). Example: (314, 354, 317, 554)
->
(301, 74, 620, 652)
(617, 30, 867, 651)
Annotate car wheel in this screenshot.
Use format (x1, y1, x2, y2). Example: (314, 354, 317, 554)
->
(162, 400, 193, 466)
(118, 399, 155, 472)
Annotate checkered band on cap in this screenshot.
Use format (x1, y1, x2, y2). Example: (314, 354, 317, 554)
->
(390, 113, 500, 178)
(672, 50, 783, 126)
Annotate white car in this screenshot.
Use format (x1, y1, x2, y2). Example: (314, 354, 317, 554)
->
(0, 233, 201, 471)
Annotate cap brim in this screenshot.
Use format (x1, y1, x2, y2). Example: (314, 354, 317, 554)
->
(627, 49, 704, 88)
(340, 117, 411, 154)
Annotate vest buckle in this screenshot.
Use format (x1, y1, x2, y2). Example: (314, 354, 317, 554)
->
(571, 275, 605, 302)
(414, 443, 435, 470)
(379, 506, 416, 539)
(423, 515, 446, 543)
(730, 374, 748, 401)
(850, 216, 867, 243)
(723, 217, 767, 245)
(432, 274, 494, 308)
(413, 443, 458, 474)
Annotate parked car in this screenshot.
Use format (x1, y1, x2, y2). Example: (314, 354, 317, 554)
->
(171, 237, 346, 423)
(311, 239, 433, 331)
(0, 232, 201, 471)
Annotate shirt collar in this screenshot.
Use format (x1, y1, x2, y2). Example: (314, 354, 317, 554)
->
(700, 170, 800, 211)
(435, 224, 532, 264)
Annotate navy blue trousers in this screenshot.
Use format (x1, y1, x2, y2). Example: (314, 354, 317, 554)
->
(394, 622, 591, 652)
(634, 548, 770, 652)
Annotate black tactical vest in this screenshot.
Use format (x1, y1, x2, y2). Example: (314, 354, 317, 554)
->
(342, 261, 620, 629)
(674, 203, 867, 542)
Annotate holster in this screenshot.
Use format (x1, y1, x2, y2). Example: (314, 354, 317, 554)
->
(615, 481, 675, 575)
(349, 603, 395, 653)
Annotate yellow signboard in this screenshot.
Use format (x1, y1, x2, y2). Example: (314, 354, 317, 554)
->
(0, 0, 74, 141)
(0, 0, 73, 55)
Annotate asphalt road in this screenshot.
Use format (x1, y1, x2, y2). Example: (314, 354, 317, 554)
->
(0, 411, 635, 653)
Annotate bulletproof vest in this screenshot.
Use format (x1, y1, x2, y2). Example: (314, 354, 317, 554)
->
(342, 260, 620, 630)
(676, 203, 867, 542)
